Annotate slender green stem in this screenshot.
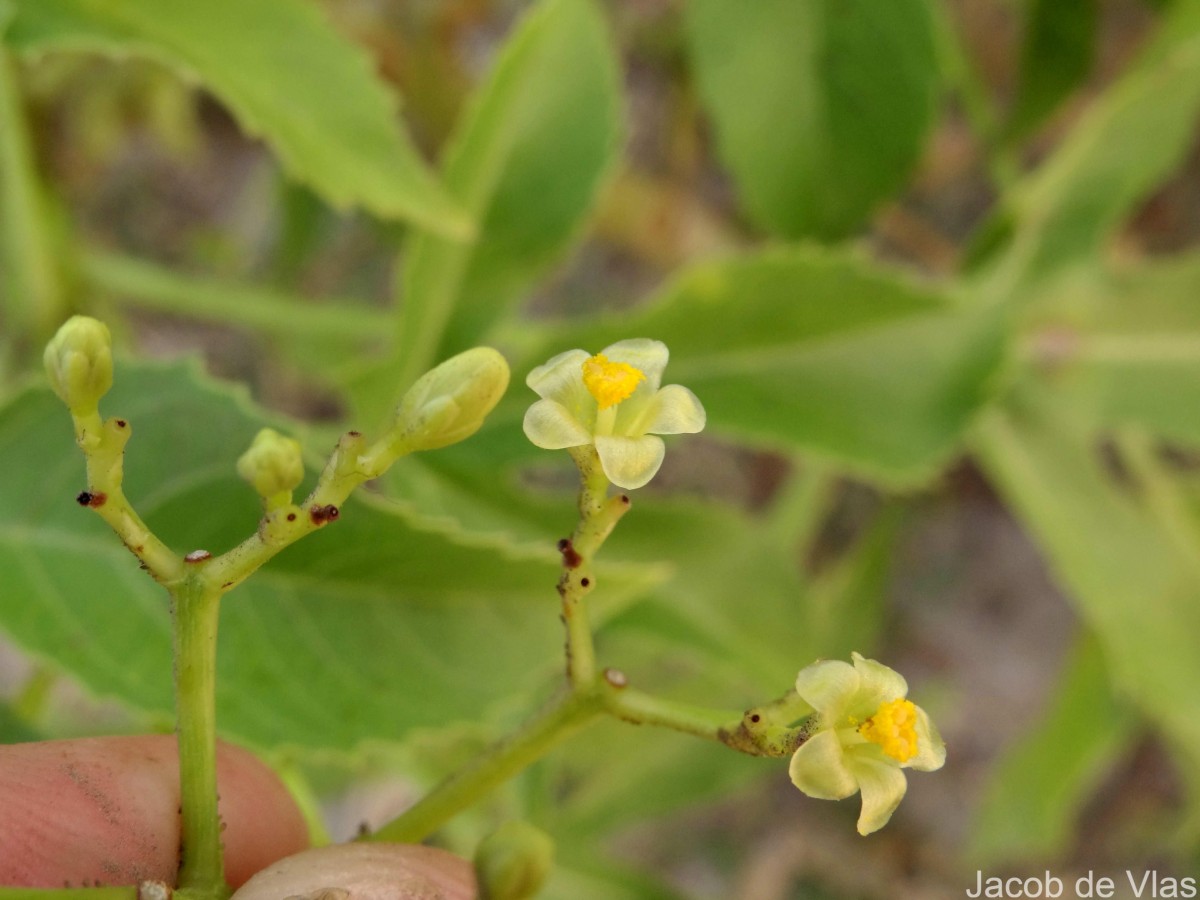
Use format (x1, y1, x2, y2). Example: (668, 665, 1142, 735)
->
(206, 429, 407, 592)
(367, 688, 605, 844)
(172, 575, 227, 900)
(604, 685, 741, 741)
(557, 447, 630, 688)
(73, 411, 184, 584)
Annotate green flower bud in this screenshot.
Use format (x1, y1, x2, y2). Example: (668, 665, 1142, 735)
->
(474, 820, 555, 900)
(393, 347, 510, 452)
(43, 316, 114, 416)
(237, 428, 304, 502)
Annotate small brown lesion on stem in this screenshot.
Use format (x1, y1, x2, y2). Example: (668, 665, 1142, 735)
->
(309, 503, 340, 525)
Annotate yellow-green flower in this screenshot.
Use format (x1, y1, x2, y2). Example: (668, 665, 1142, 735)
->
(522, 339, 705, 490)
(788, 653, 945, 835)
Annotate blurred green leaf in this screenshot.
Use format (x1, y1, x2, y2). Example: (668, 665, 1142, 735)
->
(0, 362, 658, 753)
(685, 0, 938, 238)
(0, 13, 66, 347)
(533, 248, 1007, 484)
(974, 387, 1200, 769)
(977, 0, 1200, 291)
(6, 0, 469, 236)
(542, 853, 688, 900)
(1020, 254, 1200, 446)
(541, 717, 762, 843)
(971, 632, 1136, 864)
(386, 0, 621, 401)
(1007, 0, 1098, 139)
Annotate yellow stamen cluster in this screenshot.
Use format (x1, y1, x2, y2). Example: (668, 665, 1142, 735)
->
(859, 698, 919, 763)
(582, 354, 644, 410)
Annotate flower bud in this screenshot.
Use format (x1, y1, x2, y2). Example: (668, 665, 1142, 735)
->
(237, 428, 304, 502)
(392, 347, 510, 452)
(43, 316, 114, 416)
(474, 820, 555, 900)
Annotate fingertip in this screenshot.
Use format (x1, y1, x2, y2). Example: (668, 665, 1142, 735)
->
(0, 735, 309, 889)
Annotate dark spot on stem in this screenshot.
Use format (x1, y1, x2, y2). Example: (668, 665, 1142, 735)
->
(348, 430, 362, 438)
(558, 538, 582, 569)
(115, 419, 127, 428)
(286, 512, 297, 522)
(580, 577, 591, 588)
(76, 491, 107, 508)
(750, 714, 761, 723)
(310, 504, 340, 525)
(620, 494, 630, 504)
(76, 491, 92, 506)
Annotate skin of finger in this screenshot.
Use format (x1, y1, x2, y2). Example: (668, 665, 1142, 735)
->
(0, 735, 309, 888)
(230, 843, 478, 900)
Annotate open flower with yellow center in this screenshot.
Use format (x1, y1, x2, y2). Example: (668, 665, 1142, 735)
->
(788, 653, 945, 835)
(523, 339, 705, 490)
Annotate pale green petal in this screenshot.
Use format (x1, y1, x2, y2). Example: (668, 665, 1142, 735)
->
(848, 754, 908, 835)
(523, 400, 592, 449)
(602, 338, 668, 391)
(788, 730, 858, 800)
(906, 705, 946, 772)
(794, 659, 860, 719)
(849, 652, 908, 717)
(636, 384, 706, 435)
(525, 349, 594, 420)
(594, 434, 665, 490)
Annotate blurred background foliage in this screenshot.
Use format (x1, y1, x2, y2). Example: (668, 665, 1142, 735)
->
(2, 0, 1200, 897)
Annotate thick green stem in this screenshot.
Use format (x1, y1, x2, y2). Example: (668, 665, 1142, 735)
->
(368, 689, 605, 844)
(172, 576, 227, 899)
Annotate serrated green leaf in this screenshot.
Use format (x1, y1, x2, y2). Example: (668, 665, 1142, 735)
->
(383, 0, 621, 404)
(7, 0, 468, 236)
(979, 0, 1200, 292)
(0, 361, 635, 753)
(529, 248, 1007, 483)
(685, 0, 938, 238)
(971, 633, 1136, 864)
(973, 389, 1200, 768)
(1007, 0, 1098, 139)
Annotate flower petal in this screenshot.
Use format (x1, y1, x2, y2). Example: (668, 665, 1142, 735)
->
(847, 754, 908, 835)
(788, 730, 858, 800)
(602, 339, 668, 392)
(794, 659, 860, 719)
(525, 349, 595, 419)
(523, 400, 592, 449)
(848, 653, 909, 718)
(594, 434, 665, 490)
(905, 705, 946, 772)
(637, 384, 706, 435)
